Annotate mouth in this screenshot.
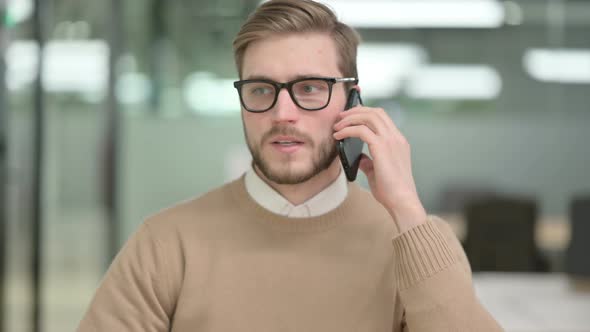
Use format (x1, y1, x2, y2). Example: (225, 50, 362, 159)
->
(272, 141, 303, 147)
(268, 136, 305, 153)
(270, 136, 305, 146)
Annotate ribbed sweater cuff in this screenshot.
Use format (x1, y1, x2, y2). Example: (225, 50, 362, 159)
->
(392, 218, 457, 290)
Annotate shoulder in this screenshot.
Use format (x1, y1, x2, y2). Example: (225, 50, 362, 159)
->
(346, 182, 398, 235)
(141, 178, 243, 241)
(350, 182, 388, 211)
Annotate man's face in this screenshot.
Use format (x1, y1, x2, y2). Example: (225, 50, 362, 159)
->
(240, 33, 348, 185)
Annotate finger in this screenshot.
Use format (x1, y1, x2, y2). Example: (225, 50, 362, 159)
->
(338, 105, 368, 117)
(358, 153, 374, 177)
(359, 154, 377, 192)
(332, 125, 377, 145)
(374, 107, 398, 133)
(340, 106, 399, 134)
(333, 112, 388, 136)
(338, 105, 384, 117)
(338, 104, 364, 117)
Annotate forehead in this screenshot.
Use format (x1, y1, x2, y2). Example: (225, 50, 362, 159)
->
(242, 32, 342, 81)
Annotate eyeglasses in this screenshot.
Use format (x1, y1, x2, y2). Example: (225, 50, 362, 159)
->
(233, 77, 358, 113)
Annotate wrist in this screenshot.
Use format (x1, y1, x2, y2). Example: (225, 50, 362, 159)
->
(386, 199, 427, 234)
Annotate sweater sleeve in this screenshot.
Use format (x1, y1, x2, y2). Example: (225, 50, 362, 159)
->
(77, 222, 175, 332)
(391, 215, 503, 332)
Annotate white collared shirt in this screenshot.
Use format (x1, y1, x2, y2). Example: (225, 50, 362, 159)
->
(244, 167, 349, 218)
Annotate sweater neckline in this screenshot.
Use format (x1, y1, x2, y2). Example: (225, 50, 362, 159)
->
(229, 175, 362, 233)
(243, 167, 349, 218)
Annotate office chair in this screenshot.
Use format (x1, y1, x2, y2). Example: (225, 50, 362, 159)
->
(566, 195, 590, 277)
(463, 195, 548, 272)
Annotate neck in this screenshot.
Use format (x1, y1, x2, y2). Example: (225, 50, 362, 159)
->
(254, 159, 342, 206)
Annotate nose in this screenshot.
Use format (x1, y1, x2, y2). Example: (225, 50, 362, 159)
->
(271, 88, 300, 124)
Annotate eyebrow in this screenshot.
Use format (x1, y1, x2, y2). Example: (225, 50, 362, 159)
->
(244, 73, 332, 81)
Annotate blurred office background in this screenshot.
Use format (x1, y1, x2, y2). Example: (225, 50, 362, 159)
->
(1, 0, 589, 331)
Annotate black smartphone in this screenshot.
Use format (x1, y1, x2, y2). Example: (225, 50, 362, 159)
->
(338, 89, 364, 182)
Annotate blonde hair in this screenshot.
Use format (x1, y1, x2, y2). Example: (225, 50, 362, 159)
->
(233, 0, 361, 80)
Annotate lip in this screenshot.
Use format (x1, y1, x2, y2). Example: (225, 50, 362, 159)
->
(268, 136, 305, 154)
(269, 136, 305, 144)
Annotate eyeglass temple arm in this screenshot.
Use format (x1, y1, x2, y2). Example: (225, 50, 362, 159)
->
(335, 77, 359, 84)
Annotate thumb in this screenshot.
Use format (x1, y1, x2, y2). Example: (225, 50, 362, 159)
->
(358, 153, 374, 177)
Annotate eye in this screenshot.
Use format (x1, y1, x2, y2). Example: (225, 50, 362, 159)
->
(303, 85, 318, 93)
(251, 86, 273, 96)
(299, 82, 328, 94)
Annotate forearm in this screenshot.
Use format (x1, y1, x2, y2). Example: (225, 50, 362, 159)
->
(386, 198, 427, 234)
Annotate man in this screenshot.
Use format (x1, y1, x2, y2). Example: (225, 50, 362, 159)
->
(78, 0, 502, 331)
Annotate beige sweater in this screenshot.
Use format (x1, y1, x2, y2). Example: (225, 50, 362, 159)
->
(78, 177, 502, 331)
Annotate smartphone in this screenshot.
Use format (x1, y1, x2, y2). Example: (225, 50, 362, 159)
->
(338, 89, 364, 182)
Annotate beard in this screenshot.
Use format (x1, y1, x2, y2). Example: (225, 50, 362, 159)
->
(245, 124, 339, 185)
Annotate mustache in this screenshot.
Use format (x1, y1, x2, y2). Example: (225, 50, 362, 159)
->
(261, 125, 314, 146)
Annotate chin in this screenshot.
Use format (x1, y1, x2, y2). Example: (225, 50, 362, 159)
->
(250, 141, 339, 185)
(263, 163, 316, 185)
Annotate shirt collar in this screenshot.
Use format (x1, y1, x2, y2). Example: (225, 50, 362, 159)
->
(244, 166, 348, 218)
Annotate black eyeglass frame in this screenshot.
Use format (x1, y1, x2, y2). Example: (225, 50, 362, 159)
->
(233, 76, 358, 113)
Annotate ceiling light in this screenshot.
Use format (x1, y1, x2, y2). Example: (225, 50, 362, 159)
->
(357, 43, 427, 99)
(261, 0, 505, 28)
(523, 49, 590, 84)
(405, 65, 502, 100)
(183, 72, 240, 115)
(5, 40, 109, 93)
(6, 0, 33, 26)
